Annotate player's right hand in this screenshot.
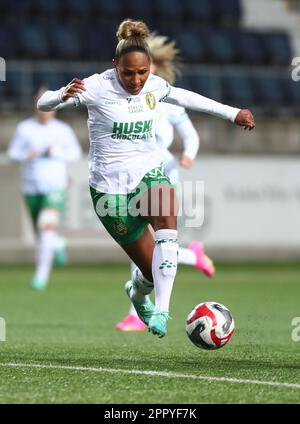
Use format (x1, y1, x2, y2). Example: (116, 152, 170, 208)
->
(235, 109, 255, 130)
(179, 154, 194, 168)
(62, 78, 85, 101)
(28, 149, 38, 160)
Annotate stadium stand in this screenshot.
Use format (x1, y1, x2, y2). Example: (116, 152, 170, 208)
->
(33, 0, 62, 20)
(19, 24, 50, 59)
(221, 75, 255, 108)
(128, 3, 155, 27)
(233, 31, 266, 65)
(214, 0, 242, 27)
(0, 26, 19, 59)
(0, 0, 297, 115)
(92, 0, 124, 22)
(152, 0, 184, 23)
(184, 0, 215, 25)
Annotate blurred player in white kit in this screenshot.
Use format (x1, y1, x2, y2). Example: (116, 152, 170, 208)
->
(7, 87, 82, 290)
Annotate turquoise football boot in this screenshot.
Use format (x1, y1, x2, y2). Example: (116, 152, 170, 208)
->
(148, 312, 170, 338)
(125, 280, 154, 326)
(54, 240, 68, 267)
(31, 277, 48, 290)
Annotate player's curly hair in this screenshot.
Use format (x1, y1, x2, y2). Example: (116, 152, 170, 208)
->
(115, 19, 152, 61)
(147, 33, 182, 85)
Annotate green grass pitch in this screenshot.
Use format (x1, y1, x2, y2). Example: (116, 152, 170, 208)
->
(0, 262, 300, 404)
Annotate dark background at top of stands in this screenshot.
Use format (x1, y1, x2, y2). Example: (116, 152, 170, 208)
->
(0, 0, 297, 115)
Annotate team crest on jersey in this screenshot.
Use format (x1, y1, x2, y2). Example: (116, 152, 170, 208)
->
(146, 93, 156, 110)
(113, 220, 128, 236)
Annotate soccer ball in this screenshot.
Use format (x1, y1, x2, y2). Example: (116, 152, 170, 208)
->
(186, 302, 235, 350)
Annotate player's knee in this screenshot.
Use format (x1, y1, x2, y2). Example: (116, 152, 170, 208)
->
(148, 185, 178, 218)
(37, 209, 60, 231)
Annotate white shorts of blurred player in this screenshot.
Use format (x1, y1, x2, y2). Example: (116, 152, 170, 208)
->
(37, 209, 60, 230)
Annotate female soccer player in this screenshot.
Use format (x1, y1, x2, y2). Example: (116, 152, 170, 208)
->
(116, 32, 215, 332)
(8, 87, 82, 290)
(37, 19, 255, 338)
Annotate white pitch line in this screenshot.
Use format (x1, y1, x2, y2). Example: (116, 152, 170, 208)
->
(0, 362, 300, 390)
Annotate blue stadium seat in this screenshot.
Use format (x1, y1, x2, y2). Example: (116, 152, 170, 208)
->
(233, 31, 267, 65)
(251, 76, 285, 106)
(184, 0, 215, 24)
(64, 69, 94, 85)
(282, 78, 300, 105)
(184, 0, 214, 24)
(176, 30, 207, 63)
(153, 0, 183, 22)
(62, 0, 91, 19)
(262, 32, 292, 66)
(6, 0, 34, 20)
(0, 82, 7, 98)
(175, 75, 193, 91)
(33, 71, 66, 92)
(0, 26, 19, 58)
(221, 75, 255, 107)
(92, 0, 123, 20)
(213, 0, 242, 26)
(124, 0, 154, 23)
(33, 0, 62, 18)
(19, 25, 50, 59)
(0, 2, 9, 16)
(204, 29, 236, 64)
(84, 27, 115, 61)
(154, 23, 179, 41)
(48, 25, 82, 59)
(5, 70, 22, 98)
(187, 74, 221, 100)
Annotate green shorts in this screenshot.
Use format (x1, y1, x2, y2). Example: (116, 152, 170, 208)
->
(25, 191, 66, 223)
(90, 166, 172, 246)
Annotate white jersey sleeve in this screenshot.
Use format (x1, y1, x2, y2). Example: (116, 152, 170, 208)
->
(175, 115, 200, 160)
(162, 85, 240, 123)
(76, 74, 102, 106)
(37, 88, 75, 111)
(37, 74, 101, 111)
(156, 102, 200, 159)
(8, 123, 31, 162)
(155, 76, 172, 102)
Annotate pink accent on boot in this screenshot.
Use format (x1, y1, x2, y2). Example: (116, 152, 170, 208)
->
(188, 241, 215, 277)
(115, 314, 147, 332)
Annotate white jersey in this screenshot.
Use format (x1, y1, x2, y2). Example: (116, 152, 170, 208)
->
(77, 70, 171, 194)
(38, 68, 240, 194)
(8, 117, 82, 194)
(155, 102, 200, 184)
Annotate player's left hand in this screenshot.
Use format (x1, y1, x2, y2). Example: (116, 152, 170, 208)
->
(235, 109, 255, 130)
(179, 155, 194, 168)
(62, 78, 85, 101)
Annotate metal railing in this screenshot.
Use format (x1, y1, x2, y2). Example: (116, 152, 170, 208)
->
(0, 60, 295, 112)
